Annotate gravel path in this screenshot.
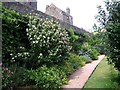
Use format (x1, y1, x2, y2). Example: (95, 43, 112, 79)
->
(61, 55, 105, 89)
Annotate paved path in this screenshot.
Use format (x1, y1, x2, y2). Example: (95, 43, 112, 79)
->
(61, 55, 105, 89)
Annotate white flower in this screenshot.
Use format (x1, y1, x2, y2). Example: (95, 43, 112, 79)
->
(47, 37, 50, 40)
(43, 36, 46, 38)
(27, 33, 29, 36)
(59, 41, 63, 43)
(36, 41, 38, 43)
(33, 41, 35, 44)
(18, 53, 21, 57)
(37, 37, 40, 40)
(26, 29, 28, 32)
(40, 53, 42, 56)
(43, 41, 46, 43)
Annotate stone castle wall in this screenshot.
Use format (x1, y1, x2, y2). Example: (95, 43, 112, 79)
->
(45, 4, 73, 25)
(2, 2, 91, 35)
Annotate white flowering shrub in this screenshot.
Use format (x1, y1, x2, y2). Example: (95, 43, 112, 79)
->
(26, 15, 71, 65)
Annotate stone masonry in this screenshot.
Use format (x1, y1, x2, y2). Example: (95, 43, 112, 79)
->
(8, 0, 37, 10)
(2, 2, 91, 36)
(45, 3, 73, 25)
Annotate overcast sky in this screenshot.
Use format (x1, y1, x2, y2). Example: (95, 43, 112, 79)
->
(37, 0, 105, 32)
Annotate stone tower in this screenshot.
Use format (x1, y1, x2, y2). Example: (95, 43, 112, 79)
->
(66, 7, 70, 14)
(45, 4, 73, 25)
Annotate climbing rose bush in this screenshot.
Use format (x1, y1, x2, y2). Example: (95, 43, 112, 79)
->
(26, 15, 71, 65)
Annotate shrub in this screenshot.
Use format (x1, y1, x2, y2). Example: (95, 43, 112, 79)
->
(68, 28, 78, 43)
(2, 6, 71, 69)
(67, 28, 83, 54)
(2, 6, 30, 67)
(2, 6, 71, 89)
(26, 15, 71, 67)
(88, 48, 99, 60)
(88, 32, 108, 54)
(68, 53, 86, 68)
(79, 56, 87, 65)
(27, 66, 68, 89)
(57, 60, 75, 76)
(57, 53, 86, 76)
(2, 65, 29, 89)
(81, 42, 99, 60)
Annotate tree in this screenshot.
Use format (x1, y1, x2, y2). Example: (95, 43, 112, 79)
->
(96, 0, 120, 71)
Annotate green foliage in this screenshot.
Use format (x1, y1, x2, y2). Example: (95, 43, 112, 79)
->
(2, 5, 71, 69)
(67, 54, 81, 69)
(68, 28, 83, 54)
(2, 5, 96, 89)
(88, 49, 99, 60)
(2, 65, 29, 89)
(56, 53, 86, 76)
(81, 42, 99, 60)
(26, 15, 71, 66)
(57, 62, 74, 76)
(79, 56, 88, 65)
(19, 53, 86, 89)
(88, 32, 108, 54)
(68, 53, 86, 68)
(96, 0, 120, 71)
(2, 6, 70, 89)
(27, 66, 68, 89)
(2, 6, 30, 67)
(68, 28, 78, 43)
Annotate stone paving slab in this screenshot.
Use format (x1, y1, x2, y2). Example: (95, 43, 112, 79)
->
(61, 55, 105, 89)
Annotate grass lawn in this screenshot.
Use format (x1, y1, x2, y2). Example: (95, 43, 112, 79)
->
(84, 57, 120, 88)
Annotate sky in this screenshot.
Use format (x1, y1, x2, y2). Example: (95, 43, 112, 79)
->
(37, 0, 105, 32)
